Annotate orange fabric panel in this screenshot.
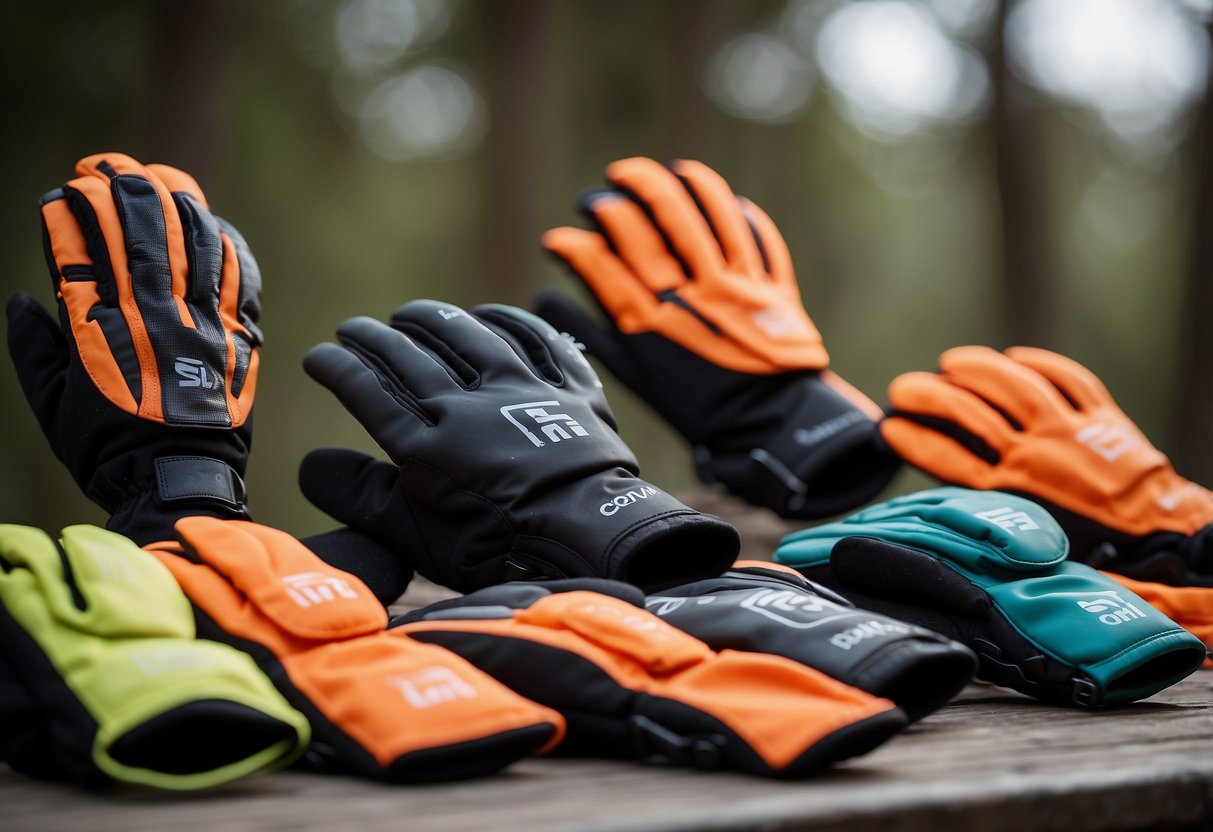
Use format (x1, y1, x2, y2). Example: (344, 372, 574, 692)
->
(41, 198, 139, 414)
(75, 154, 191, 324)
(217, 233, 252, 426)
(284, 635, 565, 766)
(62, 171, 163, 421)
(519, 591, 711, 675)
(1104, 572, 1213, 653)
(664, 649, 895, 771)
(173, 519, 386, 640)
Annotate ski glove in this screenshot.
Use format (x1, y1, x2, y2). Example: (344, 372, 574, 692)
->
(8, 152, 262, 544)
(775, 488, 1206, 707)
(0, 524, 307, 790)
(147, 518, 563, 782)
(299, 300, 739, 593)
(392, 580, 906, 777)
(882, 346, 1213, 586)
(645, 561, 976, 721)
(538, 157, 899, 518)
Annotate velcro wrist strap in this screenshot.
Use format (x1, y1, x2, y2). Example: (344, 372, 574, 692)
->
(155, 456, 248, 514)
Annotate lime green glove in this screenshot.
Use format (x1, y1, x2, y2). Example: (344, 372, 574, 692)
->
(775, 488, 1206, 706)
(0, 524, 309, 790)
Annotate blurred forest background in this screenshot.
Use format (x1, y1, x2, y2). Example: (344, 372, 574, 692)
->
(3, 0, 1213, 538)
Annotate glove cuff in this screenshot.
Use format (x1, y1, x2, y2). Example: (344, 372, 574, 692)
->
(108, 457, 250, 546)
(513, 474, 740, 591)
(697, 375, 900, 519)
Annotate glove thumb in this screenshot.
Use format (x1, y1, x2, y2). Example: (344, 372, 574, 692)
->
(6, 292, 68, 449)
(533, 289, 645, 393)
(299, 447, 406, 544)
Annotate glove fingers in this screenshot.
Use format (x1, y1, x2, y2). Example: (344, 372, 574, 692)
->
(533, 290, 647, 394)
(299, 448, 410, 545)
(887, 371, 1016, 451)
(389, 299, 526, 382)
(739, 198, 796, 288)
(333, 315, 459, 399)
(670, 159, 764, 275)
(1004, 346, 1114, 413)
(167, 191, 226, 330)
(6, 293, 69, 439)
(939, 345, 1073, 425)
(543, 226, 663, 333)
(605, 157, 727, 277)
(472, 304, 601, 393)
(145, 164, 207, 206)
(581, 192, 686, 293)
(72, 154, 190, 324)
(880, 418, 999, 487)
(304, 339, 434, 454)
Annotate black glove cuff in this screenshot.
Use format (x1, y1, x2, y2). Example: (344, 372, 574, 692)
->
(154, 456, 248, 512)
(107, 457, 250, 546)
(697, 376, 900, 519)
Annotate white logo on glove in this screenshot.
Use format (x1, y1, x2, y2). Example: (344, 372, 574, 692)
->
(975, 506, 1040, 532)
(387, 667, 479, 709)
(500, 401, 589, 447)
(175, 356, 217, 389)
(282, 572, 360, 607)
(1075, 591, 1147, 626)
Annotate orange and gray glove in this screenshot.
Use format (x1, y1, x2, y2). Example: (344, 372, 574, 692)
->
(147, 518, 564, 782)
(882, 346, 1213, 587)
(538, 157, 899, 519)
(7, 152, 261, 544)
(392, 579, 907, 778)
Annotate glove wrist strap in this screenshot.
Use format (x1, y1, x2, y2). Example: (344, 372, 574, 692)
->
(154, 456, 248, 513)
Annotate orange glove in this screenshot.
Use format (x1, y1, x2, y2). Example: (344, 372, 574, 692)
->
(1104, 572, 1213, 660)
(394, 580, 907, 777)
(882, 346, 1213, 586)
(147, 519, 563, 782)
(538, 157, 899, 519)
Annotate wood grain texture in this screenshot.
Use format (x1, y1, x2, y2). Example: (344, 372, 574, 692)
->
(4, 673, 1211, 832)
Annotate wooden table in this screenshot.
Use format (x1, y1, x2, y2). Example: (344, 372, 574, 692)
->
(5, 665, 1211, 831)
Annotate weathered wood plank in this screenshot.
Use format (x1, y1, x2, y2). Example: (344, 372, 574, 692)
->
(4, 674, 1211, 832)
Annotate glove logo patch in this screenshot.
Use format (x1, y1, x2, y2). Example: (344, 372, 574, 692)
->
(175, 356, 218, 390)
(1075, 591, 1148, 626)
(974, 507, 1041, 532)
(282, 571, 360, 607)
(130, 645, 218, 676)
(752, 307, 812, 339)
(500, 401, 589, 447)
(600, 485, 660, 517)
(736, 588, 853, 630)
(1075, 422, 1140, 463)
(386, 666, 479, 709)
(793, 411, 867, 447)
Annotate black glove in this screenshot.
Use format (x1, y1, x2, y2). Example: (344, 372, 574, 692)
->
(538, 157, 900, 518)
(300, 300, 739, 593)
(645, 561, 976, 721)
(392, 579, 907, 777)
(7, 153, 261, 544)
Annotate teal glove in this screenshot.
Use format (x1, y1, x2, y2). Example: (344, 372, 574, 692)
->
(775, 488, 1206, 706)
(0, 524, 309, 790)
